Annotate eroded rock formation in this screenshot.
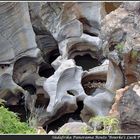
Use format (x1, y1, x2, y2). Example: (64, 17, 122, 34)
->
(0, 2, 40, 108)
(101, 2, 140, 133)
(0, 1, 139, 134)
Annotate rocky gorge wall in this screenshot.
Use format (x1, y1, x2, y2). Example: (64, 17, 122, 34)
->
(0, 2, 140, 134)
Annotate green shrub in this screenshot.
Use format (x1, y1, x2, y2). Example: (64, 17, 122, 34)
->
(0, 106, 36, 134)
(81, 116, 120, 134)
(115, 44, 124, 53)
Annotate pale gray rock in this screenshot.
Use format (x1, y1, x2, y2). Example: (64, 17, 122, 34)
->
(0, 73, 26, 106)
(0, 2, 41, 107)
(0, 2, 40, 63)
(83, 59, 109, 83)
(105, 61, 124, 92)
(12, 56, 50, 122)
(57, 19, 83, 42)
(57, 122, 92, 134)
(81, 57, 124, 122)
(58, 34, 101, 63)
(43, 59, 87, 118)
(75, 2, 103, 36)
(81, 88, 115, 122)
(123, 2, 140, 12)
(31, 2, 104, 41)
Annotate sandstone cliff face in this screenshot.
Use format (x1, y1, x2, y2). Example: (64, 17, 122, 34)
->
(0, 2, 139, 134)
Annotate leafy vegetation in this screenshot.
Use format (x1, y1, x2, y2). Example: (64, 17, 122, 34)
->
(81, 116, 120, 134)
(115, 44, 124, 53)
(0, 106, 36, 134)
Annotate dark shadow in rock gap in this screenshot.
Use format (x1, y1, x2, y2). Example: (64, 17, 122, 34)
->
(35, 94, 50, 109)
(82, 75, 106, 95)
(74, 54, 100, 70)
(83, 80, 106, 95)
(48, 49, 60, 64)
(39, 63, 55, 78)
(67, 90, 75, 96)
(22, 84, 36, 95)
(45, 101, 84, 133)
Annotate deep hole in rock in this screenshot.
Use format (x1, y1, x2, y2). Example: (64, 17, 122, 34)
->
(48, 49, 60, 64)
(45, 101, 84, 133)
(82, 77, 106, 95)
(67, 90, 75, 96)
(22, 85, 36, 95)
(74, 54, 100, 70)
(35, 94, 50, 108)
(39, 63, 55, 78)
(109, 43, 117, 51)
(83, 31, 98, 37)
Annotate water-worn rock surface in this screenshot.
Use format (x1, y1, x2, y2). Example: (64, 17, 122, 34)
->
(0, 1, 139, 134)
